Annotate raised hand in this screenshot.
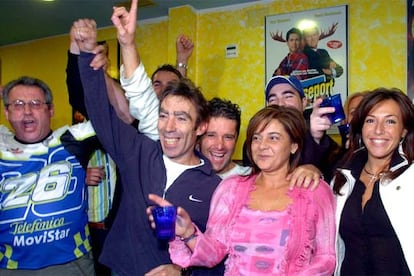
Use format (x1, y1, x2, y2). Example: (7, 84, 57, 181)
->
(89, 43, 110, 71)
(111, 0, 138, 48)
(73, 18, 97, 53)
(69, 19, 108, 70)
(69, 24, 80, 54)
(310, 97, 334, 143)
(111, 0, 139, 78)
(176, 34, 194, 64)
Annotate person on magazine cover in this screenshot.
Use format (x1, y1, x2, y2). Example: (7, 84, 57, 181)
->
(303, 25, 343, 81)
(271, 27, 309, 80)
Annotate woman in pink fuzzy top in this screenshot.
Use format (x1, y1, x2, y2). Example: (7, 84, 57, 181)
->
(149, 105, 336, 275)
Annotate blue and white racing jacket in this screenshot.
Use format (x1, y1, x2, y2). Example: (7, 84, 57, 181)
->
(0, 122, 97, 269)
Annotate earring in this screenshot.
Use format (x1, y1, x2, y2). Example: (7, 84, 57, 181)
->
(358, 137, 363, 148)
(398, 136, 408, 161)
(356, 136, 366, 151)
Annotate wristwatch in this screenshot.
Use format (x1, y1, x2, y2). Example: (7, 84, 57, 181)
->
(177, 62, 188, 69)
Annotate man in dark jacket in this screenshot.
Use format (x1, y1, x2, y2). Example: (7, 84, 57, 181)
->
(74, 13, 222, 276)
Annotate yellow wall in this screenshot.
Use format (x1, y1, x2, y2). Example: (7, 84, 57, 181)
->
(0, 0, 407, 159)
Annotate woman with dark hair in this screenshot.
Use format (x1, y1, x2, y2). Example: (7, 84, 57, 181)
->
(149, 105, 336, 275)
(333, 88, 414, 275)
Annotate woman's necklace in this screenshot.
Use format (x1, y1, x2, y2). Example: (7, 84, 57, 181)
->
(363, 166, 386, 184)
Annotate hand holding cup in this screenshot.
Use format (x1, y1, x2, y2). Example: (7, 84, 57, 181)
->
(147, 194, 194, 241)
(151, 206, 177, 240)
(319, 94, 346, 124)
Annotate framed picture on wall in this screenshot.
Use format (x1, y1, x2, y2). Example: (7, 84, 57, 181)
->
(265, 5, 348, 111)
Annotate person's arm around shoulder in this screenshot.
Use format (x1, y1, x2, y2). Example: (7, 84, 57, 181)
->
(287, 164, 322, 191)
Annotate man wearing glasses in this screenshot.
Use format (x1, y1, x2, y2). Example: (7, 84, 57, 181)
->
(0, 76, 97, 274)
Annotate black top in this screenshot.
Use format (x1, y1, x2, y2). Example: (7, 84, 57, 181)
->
(339, 179, 410, 275)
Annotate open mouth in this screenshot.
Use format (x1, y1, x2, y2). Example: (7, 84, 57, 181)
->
(164, 137, 179, 145)
(369, 138, 388, 145)
(210, 152, 225, 159)
(23, 119, 36, 129)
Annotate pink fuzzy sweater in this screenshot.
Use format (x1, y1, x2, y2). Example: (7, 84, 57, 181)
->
(169, 174, 336, 275)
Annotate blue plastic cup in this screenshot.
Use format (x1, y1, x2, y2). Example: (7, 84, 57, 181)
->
(151, 206, 177, 241)
(320, 94, 346, 124)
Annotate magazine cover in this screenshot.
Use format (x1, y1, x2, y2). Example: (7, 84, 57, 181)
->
(265, 5, 348, 109)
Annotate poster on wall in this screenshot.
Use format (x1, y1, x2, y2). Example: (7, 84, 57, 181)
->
(265, 5, 348, 110)
(408, 0, 414, 102)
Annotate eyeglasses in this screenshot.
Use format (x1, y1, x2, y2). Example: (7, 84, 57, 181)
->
(6, 99, 48, 111)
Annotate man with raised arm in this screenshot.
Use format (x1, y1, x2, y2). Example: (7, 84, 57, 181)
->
(74, 3, 223, 275)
